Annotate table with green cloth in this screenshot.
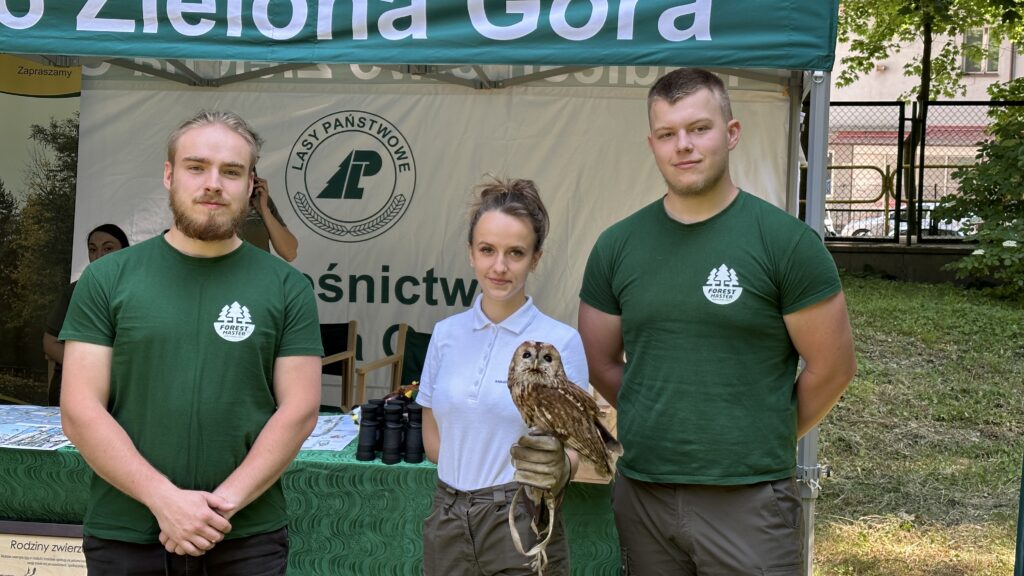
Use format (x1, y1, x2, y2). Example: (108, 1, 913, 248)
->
(0, 442, 620, 575)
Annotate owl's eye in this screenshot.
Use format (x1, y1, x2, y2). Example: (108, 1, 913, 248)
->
(543, 354, 553, 362)
(522, 351, 532, 359)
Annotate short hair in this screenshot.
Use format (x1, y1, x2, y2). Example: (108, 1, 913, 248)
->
(87, 223, 130, 249)
(166, 110, 263, 167)
(467, 177, 550, 253)
(647, 68, 733, 122)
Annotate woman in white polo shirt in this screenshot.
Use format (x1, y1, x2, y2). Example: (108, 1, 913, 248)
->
(416, 177, 589, 576)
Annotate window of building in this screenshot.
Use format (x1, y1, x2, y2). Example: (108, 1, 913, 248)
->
(963, 28, 1000, 73)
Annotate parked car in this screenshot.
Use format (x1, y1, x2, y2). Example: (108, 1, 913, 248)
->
(840, 204, 965, 238)
(824, 213, 838, 237)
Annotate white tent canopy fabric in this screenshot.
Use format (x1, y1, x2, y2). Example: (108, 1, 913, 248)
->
(73, 64, 794, 367)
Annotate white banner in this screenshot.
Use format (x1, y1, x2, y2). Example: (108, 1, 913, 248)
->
(75, 70, 790, 402)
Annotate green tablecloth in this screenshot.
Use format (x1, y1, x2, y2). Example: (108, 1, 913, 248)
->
(0, 443, 620, 575)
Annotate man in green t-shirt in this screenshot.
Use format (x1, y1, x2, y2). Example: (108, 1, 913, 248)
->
(578, 68, 857, 574)
(60, 111, 323, 575)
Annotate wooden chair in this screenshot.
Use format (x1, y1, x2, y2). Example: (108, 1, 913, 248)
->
(320, 321, 359, 411)
(354, 323, 431, 406)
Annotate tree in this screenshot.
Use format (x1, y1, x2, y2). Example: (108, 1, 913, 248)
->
(837, 0, 1023, 232)
(933, 79, 1024, 298)
(0, 180, 18, 308)
(9, 114, 79, 331)
(837, 1, 1023, 99)
(0, 180, 22, 367)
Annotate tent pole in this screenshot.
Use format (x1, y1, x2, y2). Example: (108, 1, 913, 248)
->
(109, 58, 198, 86)
(376, 65, 481, 89)
(804, 70, 830, 237)
(786, 71, 804, 214)
(498, 66, 592, 88)
(165, 59, 207, 85)
(799, 69, 831, 576)
(797, 427, 821, 576)
(710, 67, 789, 87)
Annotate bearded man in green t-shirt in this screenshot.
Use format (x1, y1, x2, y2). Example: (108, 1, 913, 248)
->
(578, 68, 857, 575)
(61, 111, 323, 575)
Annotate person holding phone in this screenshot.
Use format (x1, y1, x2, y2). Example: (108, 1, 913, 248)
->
(240, 167, 299, 261)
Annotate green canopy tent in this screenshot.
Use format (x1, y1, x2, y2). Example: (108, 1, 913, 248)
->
(2, 2, 841, 574)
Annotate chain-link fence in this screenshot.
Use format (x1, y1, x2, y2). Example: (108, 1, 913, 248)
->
(824, 100, 1020, 243)
(915, 101, 1023, 242)
(826, 102, 907, 241)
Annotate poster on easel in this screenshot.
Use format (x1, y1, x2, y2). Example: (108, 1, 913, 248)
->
(0, 54, 82, 392)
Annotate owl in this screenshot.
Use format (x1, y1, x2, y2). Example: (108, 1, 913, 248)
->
(507, 340, 622, 478)
(506, 340, 623, 574)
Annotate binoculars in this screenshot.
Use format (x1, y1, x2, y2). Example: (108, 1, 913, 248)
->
(356, 399, 424, 465)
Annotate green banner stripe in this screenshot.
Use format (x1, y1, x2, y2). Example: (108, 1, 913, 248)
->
(0, 1, 838, 70)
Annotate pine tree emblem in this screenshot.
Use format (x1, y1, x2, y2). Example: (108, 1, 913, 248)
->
(702, 264, 743, 305)
(213, 301, 256, 342)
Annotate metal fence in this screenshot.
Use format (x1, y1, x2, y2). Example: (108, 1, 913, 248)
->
(824, 100, 1022, 243)
(825, 102, 907, 242)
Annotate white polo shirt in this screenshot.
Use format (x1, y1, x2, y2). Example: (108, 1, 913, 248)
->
(417, 295, 589, 491)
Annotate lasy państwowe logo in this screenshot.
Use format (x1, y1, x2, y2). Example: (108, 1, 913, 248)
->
(286, 111, 416, 243)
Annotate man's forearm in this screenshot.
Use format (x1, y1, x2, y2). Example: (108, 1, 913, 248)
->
(214, 403, 317, 514)
(42, 333, 65, 364)
(784, 291, 857, 438)
(589, 363, 624, 409)
(76, 413, 232, 557)
(260, 210, 298, 262)
(796, 363, 855, 438)
(63, 401, 177, 508)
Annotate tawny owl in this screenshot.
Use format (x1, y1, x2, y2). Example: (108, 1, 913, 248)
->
(506, 340, 622, 574)
(507, 340, 622, 478)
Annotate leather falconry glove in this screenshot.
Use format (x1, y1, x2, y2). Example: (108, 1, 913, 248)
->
(510, 431, 571, 496)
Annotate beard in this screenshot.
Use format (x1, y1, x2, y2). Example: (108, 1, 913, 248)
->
(169, 189, 249, 242)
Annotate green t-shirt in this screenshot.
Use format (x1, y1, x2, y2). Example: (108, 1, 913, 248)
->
(580, 191, 841, 485)
(61, 235, 323, 543)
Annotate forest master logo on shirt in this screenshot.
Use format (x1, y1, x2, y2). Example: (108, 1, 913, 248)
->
(214, 302, 255, 342)
(286, 110, 417, 243)
(702, 264, 743, 305)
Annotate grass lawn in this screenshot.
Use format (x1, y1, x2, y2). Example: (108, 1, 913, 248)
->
(814, 273, 1023, 575)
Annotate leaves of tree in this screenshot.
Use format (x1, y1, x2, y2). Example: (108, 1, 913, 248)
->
(837, 0, 1023, 99)
(933, 79, 1024, 298)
